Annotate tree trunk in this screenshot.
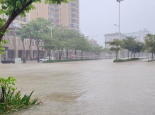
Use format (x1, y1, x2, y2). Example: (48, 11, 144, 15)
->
(29, 39, 32, 60)
(37, 46, 40, 62)
(131, 53, 132, 58)
(0, 83, 2, 102)
(74, 49, 77, 55)
(151, 52, 154, 60)
(0, 0, 33, 42)
(66, 49, 68, 60)
(48, 49, 51, 60)
(128, 50, 129, 59)
(0, 0, 33, 100)
(1, 87, 5, 103)
(81, 51, 83, 59)
(37, 41, 40, 62)
(148, 52, 149, 61)
(58, 50, 61, 60)
(22, 43, 26, 63)
(116, 51, 118, 60)
(134, 53, 135, 58)
(54, 50, 56, 60)
(59, 50, 63, 60)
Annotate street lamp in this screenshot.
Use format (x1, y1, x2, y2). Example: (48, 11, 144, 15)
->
(114, 24, 120, 37)
(116, 0, 123, 58)
(46, 25, 54, 59)
(47, 25, 54, 38)
(116, 0, 123, 40)
(114, 24, 119, 27)
(90, 35, 99, 39)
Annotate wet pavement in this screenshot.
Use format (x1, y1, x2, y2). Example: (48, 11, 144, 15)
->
(0, 59, 155, 115)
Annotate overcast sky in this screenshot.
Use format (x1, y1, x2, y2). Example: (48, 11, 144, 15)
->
(79, 0, 155, 47)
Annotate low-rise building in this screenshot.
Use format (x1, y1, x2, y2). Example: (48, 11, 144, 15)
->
(125, 28, 151, 42)
(89, 39, 99, 47)
(104, 33, 126, 48)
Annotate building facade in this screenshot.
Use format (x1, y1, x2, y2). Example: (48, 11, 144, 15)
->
(1, 0, 80, 61)
(89, 39, 99, 47)
(125, 28, 151, 43)
(104, 28, 151, 49)
(104, 33, 126, 48)
(30, 0, 79, 30)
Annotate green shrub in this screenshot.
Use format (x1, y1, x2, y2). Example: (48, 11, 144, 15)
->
(0, 76, 39, 114)
(43, 59, 95, 63)
(114, 58, 139, 62)
(147, 60, 155, 62)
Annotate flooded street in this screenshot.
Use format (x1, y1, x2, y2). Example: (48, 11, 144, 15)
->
(0, 59, 155, 115)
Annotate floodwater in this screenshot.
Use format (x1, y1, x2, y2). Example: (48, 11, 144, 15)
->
(0, 59, 155, 115)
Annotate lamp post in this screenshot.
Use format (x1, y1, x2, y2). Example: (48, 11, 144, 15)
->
(90, 35, 99, 38)
(114, 0, 123, 58)
(116, 0, 123, 40)
(47, 25, 54, 59)
(47, 26, 53, 38)
(114, 24, 120, 37)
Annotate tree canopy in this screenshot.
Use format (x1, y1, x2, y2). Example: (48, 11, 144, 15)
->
(0, 0, 70, 41)
(145, 34, 155, 59)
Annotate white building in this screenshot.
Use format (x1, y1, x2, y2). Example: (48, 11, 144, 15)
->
(104, 33, 126, 48)
(125, 28, 151, 43)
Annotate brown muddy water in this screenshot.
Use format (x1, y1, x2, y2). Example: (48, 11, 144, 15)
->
(0, 59, 155, 115)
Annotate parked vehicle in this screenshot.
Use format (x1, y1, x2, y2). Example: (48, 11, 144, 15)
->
(1, 59, 15, 63)
(39, 57, 55, 61)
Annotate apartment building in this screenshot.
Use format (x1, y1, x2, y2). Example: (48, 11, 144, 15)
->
(1, 0, 79, 61)
(30, 0, 79, 30)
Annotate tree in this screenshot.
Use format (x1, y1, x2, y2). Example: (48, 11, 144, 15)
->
(102, 48, 113, 58)
(63, 29, 77, 59)
(42, 33, 55, 60)
(0, 0, 69, 101)
(30, 18, 51, 62)
(145, 34, 155, 60)
(107, 39, 123, 60)
(16, 23, 34, 63)
(78, 37, 89, 59)
(0, 0, 69, 42)
(64, 39, 74, 59)
(122, 37, 136, 59)
(92, 46, 103, 59)
(0, 40, 7, 102)
(52, 26, 66, 60)
(17, 18, 51, 62)
(131, 41, 144, 58)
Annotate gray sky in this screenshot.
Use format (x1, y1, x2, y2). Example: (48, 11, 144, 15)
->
(79, 0, 155, 47)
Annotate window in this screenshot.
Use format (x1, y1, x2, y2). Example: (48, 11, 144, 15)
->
(55, 9, 59, 13)
(7, 38, 10, 44)
(12, 38, 14, 45)
(55, 19, 59, 23)
(32, 40, 34, 46)
(18, 39, 20, 45)
(54, 14, 59, 18)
